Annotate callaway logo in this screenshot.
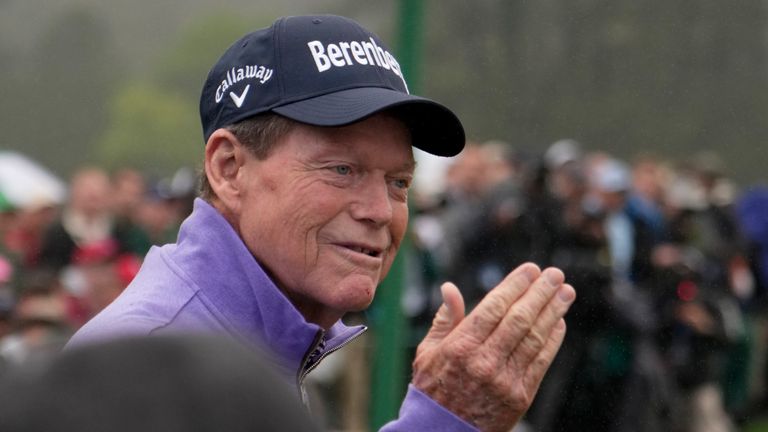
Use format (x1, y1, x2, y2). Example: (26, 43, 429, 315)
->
(215, 65, 274, 106)
(229, 85, 250, 108)
(307, 38, 409, 93)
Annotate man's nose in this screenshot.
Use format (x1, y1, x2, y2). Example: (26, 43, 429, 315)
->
(351, 176, 393, 227)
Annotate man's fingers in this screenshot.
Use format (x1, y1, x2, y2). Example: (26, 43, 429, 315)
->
(454, 263, 541, 342)
(440, 282, 465, 324)
(484, 267, 565, 355)
(417, 282, 467, 355)
(518, 318, 568, 396)
(505, 283, 575, 369)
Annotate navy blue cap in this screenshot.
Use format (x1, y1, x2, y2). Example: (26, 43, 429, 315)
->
(200, 15, 465, 157)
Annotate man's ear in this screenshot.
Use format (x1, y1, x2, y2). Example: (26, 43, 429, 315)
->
(204, 129, 248, 214)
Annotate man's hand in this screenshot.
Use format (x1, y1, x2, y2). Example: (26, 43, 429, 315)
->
(412, 263, 575, 431)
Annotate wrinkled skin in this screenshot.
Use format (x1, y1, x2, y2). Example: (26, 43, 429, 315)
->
(413, 263, 575, 431)
(206, 114, 413, 329)
(206, 113, 576, 430)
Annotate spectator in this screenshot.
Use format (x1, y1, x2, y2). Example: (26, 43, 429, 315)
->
(38, 167, 132, 271)
(0, 335, 320, 432)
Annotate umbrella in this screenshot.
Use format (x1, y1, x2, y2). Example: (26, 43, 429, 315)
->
(0, 151, 67, 209)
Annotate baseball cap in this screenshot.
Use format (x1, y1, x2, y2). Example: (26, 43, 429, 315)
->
(200, 15, 465, 157)
(592, 158, 631, 193)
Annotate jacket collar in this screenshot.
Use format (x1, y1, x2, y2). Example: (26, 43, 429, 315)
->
(168, 198, 366, 376)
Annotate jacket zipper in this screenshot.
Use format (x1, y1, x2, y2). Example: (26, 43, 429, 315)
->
(296, 326, 368, 407)
(297, 330, 325, 407)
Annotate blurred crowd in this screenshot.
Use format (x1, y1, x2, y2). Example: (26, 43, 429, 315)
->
(0, 162, 196, 370)
(2, 139, 768, 432)
(406, 139, 768, 432)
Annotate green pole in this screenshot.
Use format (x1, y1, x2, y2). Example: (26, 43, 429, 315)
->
(369, 1, 425, 430)
(396, 0, 425, 93)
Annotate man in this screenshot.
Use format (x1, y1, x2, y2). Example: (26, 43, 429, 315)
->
(68, 15, 576, 431)
(38, 167, 125, 270)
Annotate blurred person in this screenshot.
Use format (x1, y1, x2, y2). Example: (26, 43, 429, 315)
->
(669, 153, 751, 319)
(540, 140, 591, 251)
(438, 142, 519, 306)
(115, 168, 197, 256)
(69, 239, 140, 323)
(481, 140, 519, 189)
(0, 152, 68, 271)
(111, 168, 146, 221)
(534, 139, 591, 262)
(4, 201, 59, 271)
(634, 154, 751, 432)
(589, 156, 655, 287)
(434, 141, 495, 272)
(0, 335, 320, 432)
(525, 148, 616, 432)
(544, 138, 583, 203)
(67, 15, 576, 432)
(530, 155, 667, 432)
(736, 186, 768, 307)
(627, 154, 668, 242)
(443, 142, 493, 199)
(527, 153, 656, 432)
(136, 168, 198, 245)
(587, 157, 657, 355)
(444, 141, 540, 309)
(648, 238, 739, 432)
(0, 269, 72, 371)
(423, 143, 487, 270)
(683, 153, 746, 270)
(38, 167, 132, 270)
(735, 186, 768, 418)
(671, 152, 752, 425)
(157, 166, 198, 220)
(111, 168, 154, 256)
(135, 185, 184, 247)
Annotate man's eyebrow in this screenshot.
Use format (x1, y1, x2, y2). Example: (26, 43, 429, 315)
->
(404, 160, 418, 172)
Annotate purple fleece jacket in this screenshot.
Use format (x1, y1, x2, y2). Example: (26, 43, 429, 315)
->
(67, 199, 476, 431)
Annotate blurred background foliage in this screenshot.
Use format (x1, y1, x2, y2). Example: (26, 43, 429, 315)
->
(1, 0, 767, 185)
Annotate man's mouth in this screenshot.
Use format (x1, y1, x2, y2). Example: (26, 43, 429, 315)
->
(348, 246, 380, 257)
(341, 244, 383, 258)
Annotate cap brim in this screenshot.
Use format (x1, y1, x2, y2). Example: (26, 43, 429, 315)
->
(272, 87, 465, 157)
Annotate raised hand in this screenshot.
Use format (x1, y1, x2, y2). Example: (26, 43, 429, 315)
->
(412, 263, 576, 431)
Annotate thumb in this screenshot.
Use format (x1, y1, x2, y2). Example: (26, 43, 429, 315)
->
(419, 282, 466, 351)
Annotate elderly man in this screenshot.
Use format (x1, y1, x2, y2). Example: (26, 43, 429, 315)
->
(68, 15, 575, 431)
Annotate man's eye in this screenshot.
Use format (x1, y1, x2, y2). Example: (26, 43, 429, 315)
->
(393, 178, 410, 189)
(334, 165, 351, 175)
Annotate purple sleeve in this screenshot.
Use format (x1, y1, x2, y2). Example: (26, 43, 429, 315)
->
(379, 384, 479, 431)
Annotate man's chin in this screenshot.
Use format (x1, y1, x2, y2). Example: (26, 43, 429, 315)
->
(345, 297, 375, 313)
(334, 278, 378, 311)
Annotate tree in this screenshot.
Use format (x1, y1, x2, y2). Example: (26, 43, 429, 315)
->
(97, 82, 200, 174)
(96, 13, 262, 176)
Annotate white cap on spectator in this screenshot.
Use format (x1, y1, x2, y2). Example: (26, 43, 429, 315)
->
(544, 139, 582, 169)
(592, 158, 631, 192)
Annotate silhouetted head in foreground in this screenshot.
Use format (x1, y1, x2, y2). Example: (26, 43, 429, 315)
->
(0, 335, 319, 432)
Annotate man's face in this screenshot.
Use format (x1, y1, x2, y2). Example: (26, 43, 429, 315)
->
(232, 114, 414, 328)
